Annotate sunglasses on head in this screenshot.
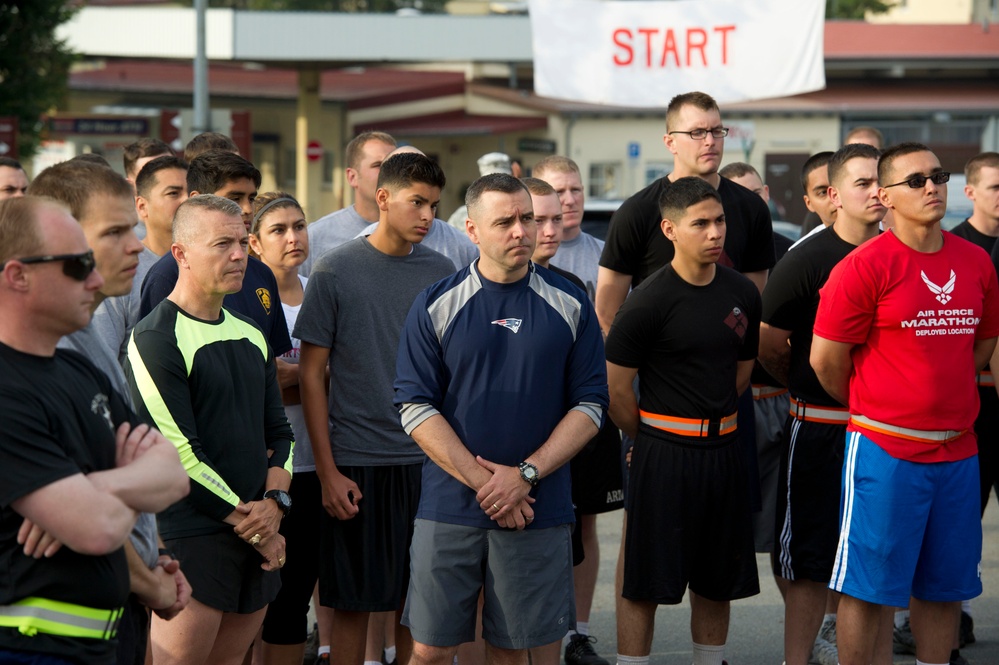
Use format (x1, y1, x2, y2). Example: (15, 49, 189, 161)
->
(1, 250, 97, 281)
(884, 172, 950, 190)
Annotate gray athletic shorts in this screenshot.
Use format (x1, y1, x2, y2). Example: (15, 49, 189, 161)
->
(402, 519, 575, 650)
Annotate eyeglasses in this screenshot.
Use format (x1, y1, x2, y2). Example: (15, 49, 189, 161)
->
(1, 250, 97, 281)
(668, 127, 730, 140)
(883, 172, 950, 189)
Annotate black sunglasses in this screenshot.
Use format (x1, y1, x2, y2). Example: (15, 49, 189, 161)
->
(1, 250, 97, 281)
(883, 172, 950, 189)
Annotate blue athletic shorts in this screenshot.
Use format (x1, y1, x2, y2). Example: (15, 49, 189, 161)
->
(829, 431, 982, 607)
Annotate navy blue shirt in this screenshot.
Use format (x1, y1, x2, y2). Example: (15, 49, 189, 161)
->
(140, 254, 292, 356)
(395, 262, 608, 530)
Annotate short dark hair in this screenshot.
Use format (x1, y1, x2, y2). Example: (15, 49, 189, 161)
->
(878, 142, 933, 186)
(123, 138, 172, 178)
(0, 156, 24, 171)
(466, 173, 529, 219)
(965, 152, 999, 187)
(28, 160, 133, 221)
(718, 162, 761, 181)
(187, 150, 261, 195)
(665, 91, 719, 133)
(659, 177, 721, 223)
(184, 132, 238, 163)
(377, 152, 446, 192)
(801, 152, 834, 193)
(521, 177, 556, 198)
(136, 155, 189, 198)
(346, 131, 396, 171)
(827, 144, 881, 188)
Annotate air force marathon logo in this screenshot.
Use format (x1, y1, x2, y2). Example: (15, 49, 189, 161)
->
(902, 268, 980, 337)
(921, 269, 956, 305)
(491, 318, 523, 334)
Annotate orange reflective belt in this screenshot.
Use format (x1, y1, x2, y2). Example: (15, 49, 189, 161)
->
(789, 398, 850, 424)
(752, 385, 788, 400)
(639, 410, 738, 438)
(978, 371, 995, 388)
(850, 414, 966, 444)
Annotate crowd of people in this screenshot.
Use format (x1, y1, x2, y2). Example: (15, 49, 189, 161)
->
(1, 88, 998, 665)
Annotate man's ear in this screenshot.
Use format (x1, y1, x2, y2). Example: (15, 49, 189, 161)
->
(660, 217, 676, 241)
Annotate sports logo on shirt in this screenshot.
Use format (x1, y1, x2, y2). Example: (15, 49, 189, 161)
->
(921, 270, 956, 305)
(724, 306, 747, 339)
(491, 318, 523, 333)
(256, 288, 272, 314)
(90, 393, 114, 434)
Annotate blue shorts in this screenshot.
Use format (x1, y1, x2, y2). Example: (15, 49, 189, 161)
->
(830, 431, 982, 607)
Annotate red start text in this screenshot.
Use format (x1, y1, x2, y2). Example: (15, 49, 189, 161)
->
(612, 25, 736, 68)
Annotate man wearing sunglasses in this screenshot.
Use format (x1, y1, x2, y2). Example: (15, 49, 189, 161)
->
(812, 143, 999, 665)
(0, 196, 189, 665)
(28, 160, 192, 663)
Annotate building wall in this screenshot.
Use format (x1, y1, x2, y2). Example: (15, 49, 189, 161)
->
(866, 0, 974, 24)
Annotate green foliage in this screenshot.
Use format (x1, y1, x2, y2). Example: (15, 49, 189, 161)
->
(0, 1, 78, 158)
(826, 0, 896, 19)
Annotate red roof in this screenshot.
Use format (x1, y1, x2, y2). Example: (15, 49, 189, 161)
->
(824, 21, 999, 59)
(353, 110, 547, 136)
(70, 61, 466, 109)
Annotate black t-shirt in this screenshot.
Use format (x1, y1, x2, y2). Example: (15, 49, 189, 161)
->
(605, 264, 761, 419)
(599, 176, 775, 287)
(751, 233, 793, 387)
(953, 219, 997, 256)
(0, 343, 134, 664)
(762, 226, 860, 405)
(548, 264, 586, 291)
(139, 254, 293, 356)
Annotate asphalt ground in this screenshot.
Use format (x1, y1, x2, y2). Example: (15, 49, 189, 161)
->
(582, 502, 999, 665)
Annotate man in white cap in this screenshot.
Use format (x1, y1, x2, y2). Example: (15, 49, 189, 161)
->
(447, 152, 513, 230)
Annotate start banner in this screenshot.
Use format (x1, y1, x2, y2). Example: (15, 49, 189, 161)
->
(528, 0, 825, 107)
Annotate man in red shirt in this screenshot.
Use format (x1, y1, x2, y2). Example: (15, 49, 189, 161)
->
(811, 143, 999, 665)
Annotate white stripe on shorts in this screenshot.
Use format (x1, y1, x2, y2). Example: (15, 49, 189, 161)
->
(831, 430, 862, 591)
(777, 417, 803, 580)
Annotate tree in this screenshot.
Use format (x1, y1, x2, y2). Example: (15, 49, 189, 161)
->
(826, 0, 896, 19)
(0, 1, 77, 158)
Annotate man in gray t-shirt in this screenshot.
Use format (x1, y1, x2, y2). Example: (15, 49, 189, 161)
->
(295, 153, 453, 665)
(301, 131, 397, 276)
(534, 156, 604, 304)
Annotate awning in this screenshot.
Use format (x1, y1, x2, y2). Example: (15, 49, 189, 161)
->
(354, 110, 547, 137)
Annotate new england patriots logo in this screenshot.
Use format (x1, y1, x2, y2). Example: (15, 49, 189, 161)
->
(921, 269, 956, 305)
(491, 318, 523, 333)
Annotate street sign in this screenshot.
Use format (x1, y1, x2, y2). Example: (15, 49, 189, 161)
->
(628, 141, 640, 159)
(307, 140, 323, 162)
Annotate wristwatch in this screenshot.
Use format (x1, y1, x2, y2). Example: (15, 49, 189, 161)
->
(518, 462, 539, 487)
(263, 489, 293, 517)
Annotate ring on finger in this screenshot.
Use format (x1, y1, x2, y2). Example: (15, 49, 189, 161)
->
(250, 533, 262, 545)
(492, 503, 501, 512)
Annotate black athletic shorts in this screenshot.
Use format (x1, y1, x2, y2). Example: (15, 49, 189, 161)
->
(167, 530, 281, 614)
(262, 471, 323, 645)
(772, 418, 845, 583)
(570, 419, 624, 515)
(319, 464, 421, 612)
(623, 425, 759, 605)
(975, 386, 999, 514)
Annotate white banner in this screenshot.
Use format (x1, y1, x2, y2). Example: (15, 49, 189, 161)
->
(528, 0, 825, 107)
